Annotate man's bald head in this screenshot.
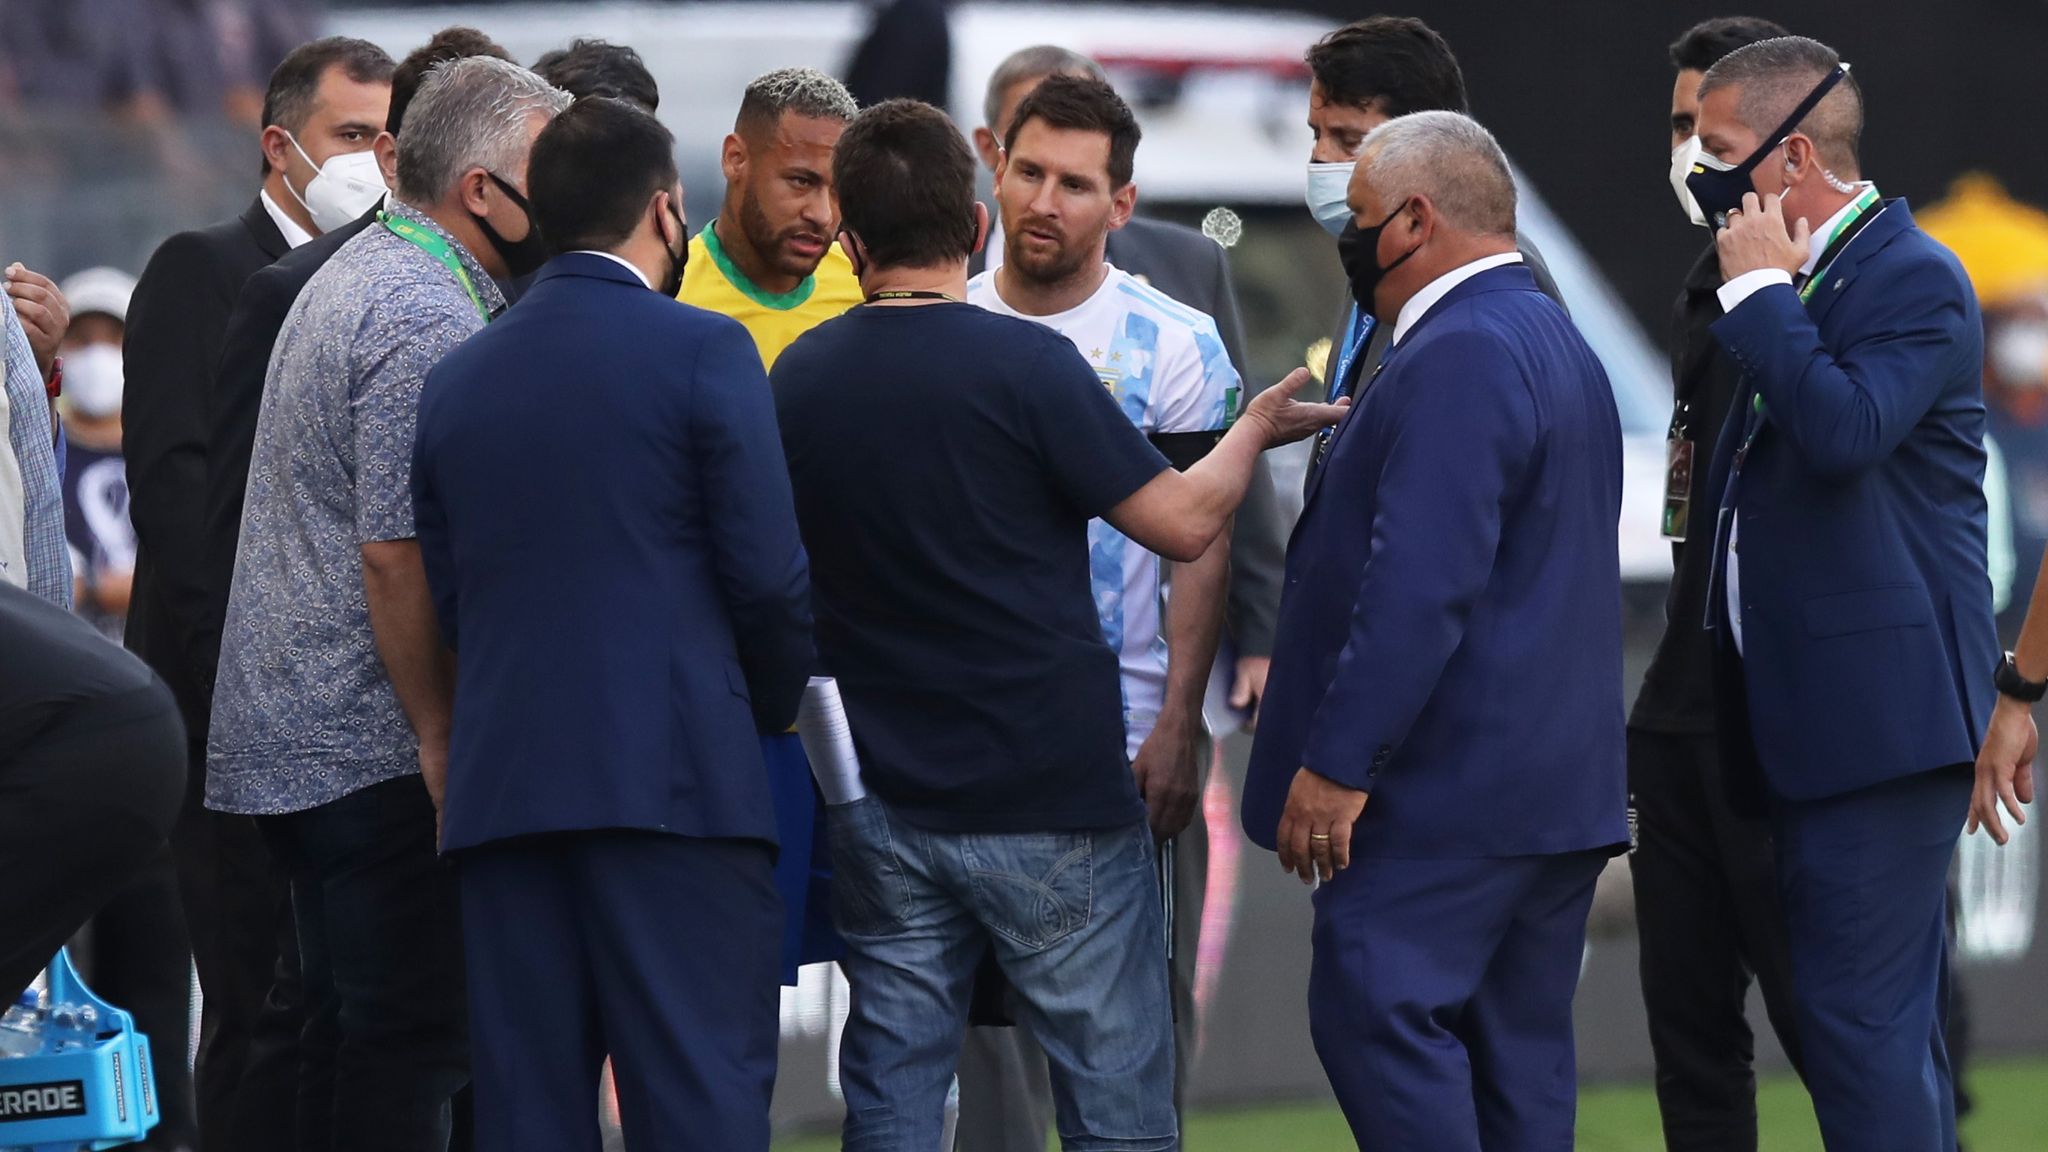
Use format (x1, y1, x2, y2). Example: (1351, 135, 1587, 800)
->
(1699, 35, 1862, 177)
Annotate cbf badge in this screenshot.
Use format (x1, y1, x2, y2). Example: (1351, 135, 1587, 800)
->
(1661, 437, 1694, 541)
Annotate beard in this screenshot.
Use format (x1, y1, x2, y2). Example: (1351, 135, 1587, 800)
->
(740, 188, 830, 281)
(1004, 218, 1097, 287)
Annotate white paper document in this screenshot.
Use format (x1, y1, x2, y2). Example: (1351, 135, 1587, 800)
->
(796, 676, 867, 805)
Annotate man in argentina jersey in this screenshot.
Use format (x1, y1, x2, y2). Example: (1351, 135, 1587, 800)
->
(971, 267, 1236, 763)
(969, 73, 1237, 810)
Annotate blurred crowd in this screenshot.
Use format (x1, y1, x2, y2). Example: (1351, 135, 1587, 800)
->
(0, 0, 317, 123)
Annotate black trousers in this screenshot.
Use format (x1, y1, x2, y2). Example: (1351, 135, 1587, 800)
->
(260, 775, 468, 1152)
(1628, 727, 1805, 1152)
(0, 678, 185, 1003)
(172, 740, 306, 1151)
(84, 844, 199, 1149)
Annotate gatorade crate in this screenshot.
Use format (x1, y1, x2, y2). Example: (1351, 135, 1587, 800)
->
(0, 949, 158, 1151)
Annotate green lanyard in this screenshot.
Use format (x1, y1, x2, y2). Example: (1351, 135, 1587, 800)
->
(1751, 186, 1884, 422)
(1796, 184, 1882, 304)
(379, 212, 491, 322)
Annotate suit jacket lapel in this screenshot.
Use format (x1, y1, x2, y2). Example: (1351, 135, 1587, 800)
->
(242, 195, 291, 261)
(1802, 199, 1910, 332)
(1299, 264, 1536, 515)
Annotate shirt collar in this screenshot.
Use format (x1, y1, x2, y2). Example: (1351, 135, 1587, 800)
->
(568, 250, 653, 290)
(259, 187, 316, 250)
(386, 201, 508, 314)
(1391, 252, 1524, 346)
(1802, 184, 1879, 277)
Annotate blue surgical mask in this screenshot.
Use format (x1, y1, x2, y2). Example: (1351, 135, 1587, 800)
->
(1305, 160, 1356, 237)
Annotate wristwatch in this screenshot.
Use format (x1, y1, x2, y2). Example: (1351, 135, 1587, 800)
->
(1994, 651, 2048, 704)
(43, 356, 60, 400)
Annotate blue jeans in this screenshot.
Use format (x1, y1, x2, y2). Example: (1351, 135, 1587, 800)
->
(826, 797, 1176, 1152)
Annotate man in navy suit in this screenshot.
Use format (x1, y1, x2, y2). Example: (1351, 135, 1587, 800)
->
(411, 98, 811, 1152)
(1689, 36, 1995, 1151)
(1241, 110, 1628, 1150)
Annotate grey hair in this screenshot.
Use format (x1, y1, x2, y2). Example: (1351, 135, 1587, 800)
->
(1357, 110, 1515, 237)
(983, 45, 1105, 131)
(396, 55, 572, 204)
(736, 67, 859, 133)
(1698, 36, 1862, 176)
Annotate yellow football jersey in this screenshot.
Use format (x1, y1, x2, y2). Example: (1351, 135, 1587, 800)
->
(677, 223, 864, 370)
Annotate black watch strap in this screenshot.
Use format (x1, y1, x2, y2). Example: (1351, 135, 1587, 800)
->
(1995, 651, 2048, 704)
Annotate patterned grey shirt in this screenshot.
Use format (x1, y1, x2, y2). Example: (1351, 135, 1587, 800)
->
(207, 203, 503, 815)
(3, 296, 70, 607)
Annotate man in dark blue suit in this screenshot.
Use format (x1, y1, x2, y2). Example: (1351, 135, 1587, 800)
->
(411, 98, 811, 1152)
(1688, 37, 1995, 1151)
(1241, 110, 1628, 1150)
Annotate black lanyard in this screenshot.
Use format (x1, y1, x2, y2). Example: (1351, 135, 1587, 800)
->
(865, 290, 959, 304)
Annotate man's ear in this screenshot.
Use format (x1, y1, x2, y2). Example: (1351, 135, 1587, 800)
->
(971, 200, 991, 256)
(1408, 194, 1436, 245)
(721, 132, 747, 185)
(373, 132, 399, 190)
(259, 124, 294, 178)
(1109, 180, 1138, 232)
(457, 168, 493, 217)
(973, 125, 1002, 174)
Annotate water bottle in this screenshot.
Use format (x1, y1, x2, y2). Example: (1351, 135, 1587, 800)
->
(45, 1001, 99, 1053)
(0, 989, 42, 1059)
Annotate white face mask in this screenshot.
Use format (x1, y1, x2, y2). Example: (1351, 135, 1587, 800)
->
(1993, 321, 2048, 390)
(285, 134, 388, 234)
(1305, 160, 1356, 237)
(62, 343, 123, 418)
(1670, 136, 1708, 228)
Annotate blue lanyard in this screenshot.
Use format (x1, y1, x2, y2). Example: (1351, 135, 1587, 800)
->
(1328, 305, 1376, 403)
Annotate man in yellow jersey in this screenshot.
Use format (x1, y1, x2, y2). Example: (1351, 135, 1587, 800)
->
(679, 66, 859, 989)
(679, 67, 862, 369)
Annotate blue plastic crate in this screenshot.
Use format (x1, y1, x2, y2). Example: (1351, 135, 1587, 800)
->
(0, 949, 158, 1151)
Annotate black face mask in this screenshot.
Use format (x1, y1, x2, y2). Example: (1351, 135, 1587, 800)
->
(659, 204, 689, 298)
(1337, 200, 1421, 320)
(476, 171, 551, 278)
(1685, 63, 1849, 230)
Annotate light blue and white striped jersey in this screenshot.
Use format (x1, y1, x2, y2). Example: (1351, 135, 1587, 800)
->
(970, 263, 1239, 756)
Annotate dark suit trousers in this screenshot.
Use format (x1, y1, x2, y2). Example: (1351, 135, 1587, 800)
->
(1627, 728, 1804, 1152)
(1308, 849, 1608, 1152)
(171, 736, 306, 1151)
(458, 831, 780, 1152)
(260, 776, 469, 1152)
(1770, 767, 1970, 1152)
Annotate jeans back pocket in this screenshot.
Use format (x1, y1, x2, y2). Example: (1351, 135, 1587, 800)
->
(961, 831, 1094, 951)
(825, 798, 912, 938)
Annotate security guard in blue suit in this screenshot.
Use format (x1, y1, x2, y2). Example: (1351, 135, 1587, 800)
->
(1243, 111, 1628, 1151)
(1691, 38, 1995, 1152)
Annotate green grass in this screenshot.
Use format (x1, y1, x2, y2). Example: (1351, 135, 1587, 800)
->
(774, 1058, 2048, 1150)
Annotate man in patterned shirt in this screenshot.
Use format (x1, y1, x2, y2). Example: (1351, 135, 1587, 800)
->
(963, 74, 1239, 1135)
(208, 57, 568, 1150)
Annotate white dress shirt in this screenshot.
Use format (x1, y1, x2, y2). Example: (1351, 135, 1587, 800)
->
(1390, 252, 1525, 346)
(260, 188, 316, 250)
(1717, 186, 1879, 655)
(569, 250, 652, 290)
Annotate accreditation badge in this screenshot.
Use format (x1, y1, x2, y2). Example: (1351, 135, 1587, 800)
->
(1661, 437, 1694, 541)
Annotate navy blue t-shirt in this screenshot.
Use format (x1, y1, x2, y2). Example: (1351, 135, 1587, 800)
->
(773, 301, 1169, 832)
